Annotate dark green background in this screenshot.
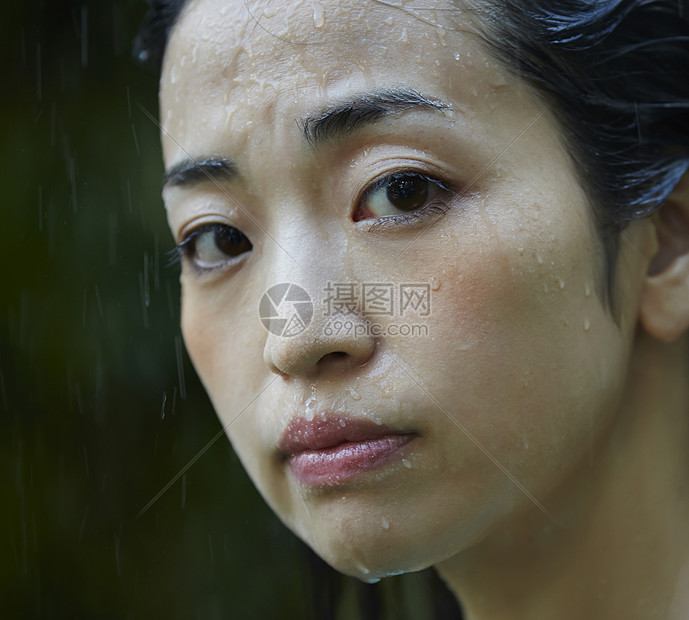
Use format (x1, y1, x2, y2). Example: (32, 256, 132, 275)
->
(2, 2, 461, 618)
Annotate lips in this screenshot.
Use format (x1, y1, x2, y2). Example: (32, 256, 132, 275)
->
(279, 414, 418, 485)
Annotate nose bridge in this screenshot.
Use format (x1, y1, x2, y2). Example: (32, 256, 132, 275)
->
(259, 228, 376, 377)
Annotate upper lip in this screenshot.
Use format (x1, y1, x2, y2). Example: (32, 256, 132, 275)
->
(278, 412, 415, 458)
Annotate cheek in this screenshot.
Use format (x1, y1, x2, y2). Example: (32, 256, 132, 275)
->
(415, 213, 628, 493)
(180, 281, 266, 405)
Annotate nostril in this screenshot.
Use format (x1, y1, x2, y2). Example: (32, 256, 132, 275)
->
(318, 351, 349, 365)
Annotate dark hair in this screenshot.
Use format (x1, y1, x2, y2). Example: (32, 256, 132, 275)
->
(133, 0, 188, 69)
(135, 0, 689, 305)
(470, 0, 689, 307)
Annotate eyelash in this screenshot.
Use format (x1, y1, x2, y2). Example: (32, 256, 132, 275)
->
(169, 170, 456, 273)
(169, 223, 252, 274)
(356, 171, 454, 232)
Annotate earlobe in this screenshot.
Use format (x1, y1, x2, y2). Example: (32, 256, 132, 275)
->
(640, 172, 689, 342)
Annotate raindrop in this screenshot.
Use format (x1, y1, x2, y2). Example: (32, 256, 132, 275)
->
(131, 124, 140, 155)
(78, 505, 89, 541)
(347, 388, 361, 401)
(175, 336, 187, 399)
(430, 276, 441, 291)
(559, 278, 566, 289)
(80, 5, 88, 67)
(584, 318, 590, 331)
(454, 52, 461, 61)
(304, 396, 316, 421)
(313, 2, 325, 28)
(181, 474, 187, 509)
(36, 42, 41, 101)
(585, 283, 591, 297)
(381, 517, 390, 530)
(161, 391, 167, 420)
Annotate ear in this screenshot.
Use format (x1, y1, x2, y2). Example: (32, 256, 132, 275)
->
(640, 172, 689, 342)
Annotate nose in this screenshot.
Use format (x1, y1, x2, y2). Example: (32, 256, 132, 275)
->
(262, 296, 376, 377)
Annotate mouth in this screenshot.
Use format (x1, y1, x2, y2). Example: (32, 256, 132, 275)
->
(279, 414, 418, 486)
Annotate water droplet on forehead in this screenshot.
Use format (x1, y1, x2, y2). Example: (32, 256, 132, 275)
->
(381, 517, 390, 530)
(313, 2, 325, 28)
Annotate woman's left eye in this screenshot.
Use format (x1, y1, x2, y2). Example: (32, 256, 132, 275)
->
(353, 171, 453, 225)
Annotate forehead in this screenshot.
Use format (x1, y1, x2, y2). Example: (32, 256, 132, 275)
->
(158, 0, 525, 159)
(165, 0, 481, 78)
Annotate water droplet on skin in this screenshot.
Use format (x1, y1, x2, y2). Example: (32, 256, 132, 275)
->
(518, 247, 524, 255)
(381, 517, 390, 530)
(402, 459, 413, 469)
(398, 28, 408, 43)
(585, 283, 591, 297)
(313, 2, 325, 28)
(170, 66, 177, 84)
(584, 318, 590, 331)
(559, 278, 566, 289)
(454, 52, 461, 61)
(305, 396, 316, 410)
(536, 254, 544, 264)
(339, 418, 346, 428)
(430, 276, 441, 291)
(354, 562, 370, 575)
(523, 436, 530, 450)
(348, 388, 361, 401)
(436, 26, 447, 46)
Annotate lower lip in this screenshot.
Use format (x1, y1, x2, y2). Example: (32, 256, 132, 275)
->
(287, 434, 416, 486)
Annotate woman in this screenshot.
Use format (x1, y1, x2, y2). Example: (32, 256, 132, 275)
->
(136, 0, 689, 617)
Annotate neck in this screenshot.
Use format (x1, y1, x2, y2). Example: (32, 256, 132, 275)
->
(436, 331, 689, 620)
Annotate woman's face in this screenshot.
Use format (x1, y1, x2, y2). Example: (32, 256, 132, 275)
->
(160, 0, 653, 580)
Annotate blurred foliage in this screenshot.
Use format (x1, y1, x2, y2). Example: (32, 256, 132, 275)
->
(1, 1, 462, 618)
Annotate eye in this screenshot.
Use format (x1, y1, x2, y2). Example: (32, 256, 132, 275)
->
(176, 223, 252, 271)
(353, 171, 452, 224)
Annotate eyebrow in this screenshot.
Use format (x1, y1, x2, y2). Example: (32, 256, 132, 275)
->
(162, 88, 452, 189)
(299, 88, 452, 147)
(162, 157, 236, 190)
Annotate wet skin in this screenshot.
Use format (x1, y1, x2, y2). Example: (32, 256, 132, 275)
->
(159, 1, 689, 617)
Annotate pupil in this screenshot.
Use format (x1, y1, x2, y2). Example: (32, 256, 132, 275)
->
(214, 227, 252, 256)
(386, 176, 428, 211)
